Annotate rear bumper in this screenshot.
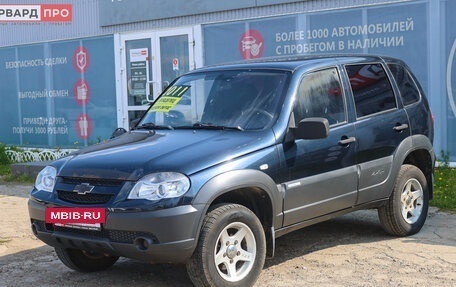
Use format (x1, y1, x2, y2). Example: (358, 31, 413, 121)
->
(28, 199, 204, 263)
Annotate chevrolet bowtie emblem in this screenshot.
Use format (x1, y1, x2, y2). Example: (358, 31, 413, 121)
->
(73, 183, 95, 195)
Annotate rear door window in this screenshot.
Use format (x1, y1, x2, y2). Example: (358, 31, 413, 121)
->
(387, 63, 421, 106)
(345, 63, 397, 117)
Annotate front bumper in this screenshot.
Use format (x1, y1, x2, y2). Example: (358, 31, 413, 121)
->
(28, 199, 204, 263)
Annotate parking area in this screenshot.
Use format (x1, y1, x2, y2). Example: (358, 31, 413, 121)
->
(1, 183, 455, 287)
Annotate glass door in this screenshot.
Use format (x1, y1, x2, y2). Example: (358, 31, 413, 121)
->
(156, 32, 193, 89)
(123, 36, 152, 128)
(120, 28, 195, 129)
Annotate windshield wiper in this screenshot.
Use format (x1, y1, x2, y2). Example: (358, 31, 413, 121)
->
(134, 122, 174, 130)
(188, 123, 244, 131)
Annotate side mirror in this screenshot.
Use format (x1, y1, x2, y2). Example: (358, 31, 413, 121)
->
(129, 118, 141, 130)
(291, 117, 329, 140)
(110, 127, 127, 139)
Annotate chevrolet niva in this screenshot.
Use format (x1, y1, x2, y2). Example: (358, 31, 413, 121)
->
(29, 55, 434, 287)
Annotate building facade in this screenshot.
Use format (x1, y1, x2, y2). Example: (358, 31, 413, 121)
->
(0, 0, 455, 162)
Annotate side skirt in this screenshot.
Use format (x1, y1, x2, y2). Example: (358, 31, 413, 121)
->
(274, 199, 388, 239)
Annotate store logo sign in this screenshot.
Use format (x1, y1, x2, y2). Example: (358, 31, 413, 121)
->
(0, 4, 72, 22)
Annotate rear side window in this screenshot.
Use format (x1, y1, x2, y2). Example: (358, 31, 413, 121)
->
(294, 68, 346, 126)
(345, 63, 396, 117)
(388, 63, 421, 106)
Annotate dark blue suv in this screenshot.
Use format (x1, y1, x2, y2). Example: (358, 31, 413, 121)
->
(29, 55, 434, 287)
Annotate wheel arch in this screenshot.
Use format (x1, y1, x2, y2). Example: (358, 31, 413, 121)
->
(192, 169, 282, 257)
(403, 148, 435, 200)
(392, 135, 435, 199)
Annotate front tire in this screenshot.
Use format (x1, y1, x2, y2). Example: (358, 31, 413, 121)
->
(378, 164, 429, 236)
(186, 204, 266, 287)
(55, 247, 119, 272)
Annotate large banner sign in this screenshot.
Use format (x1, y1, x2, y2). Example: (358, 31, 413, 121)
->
(0, 36, 116, 148)
(203, 0, 456, 161)
(203, 2, 427, 91)
(204, 1, 456, 159)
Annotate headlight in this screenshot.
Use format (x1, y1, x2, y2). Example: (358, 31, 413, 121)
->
(128, 172, 190, 201)
(35, 166, 57, 193)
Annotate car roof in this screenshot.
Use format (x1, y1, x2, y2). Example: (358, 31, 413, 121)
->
(191, 54, 403, 73)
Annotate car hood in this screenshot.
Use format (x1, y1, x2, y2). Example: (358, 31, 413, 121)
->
(55, 129, 276, 181)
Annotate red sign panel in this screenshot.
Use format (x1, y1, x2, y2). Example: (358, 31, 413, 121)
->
(73, 46, 90, 73)
(41, 4, 73, 22)
(75, 113, 93, 140)
(239, 29, 264, 60)
(73, 79, 91, 106)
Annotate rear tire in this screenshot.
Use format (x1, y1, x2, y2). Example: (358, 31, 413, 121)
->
(55, 247, 119, 272)
(186, 204, 266, 287)
(378, 164, 429, 236)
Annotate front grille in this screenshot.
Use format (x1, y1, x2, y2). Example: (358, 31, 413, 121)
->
(32, 220, 158, 244)
(55, 176, 126, 205)
(57, 190, 113, 204)
(54, 225, 108, 239)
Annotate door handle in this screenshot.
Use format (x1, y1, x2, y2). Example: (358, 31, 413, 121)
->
(339, 136, 356, 145)
(393, 123, 409, 131)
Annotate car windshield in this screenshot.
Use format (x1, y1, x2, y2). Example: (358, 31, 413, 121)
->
(137, 69, 290, 131)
